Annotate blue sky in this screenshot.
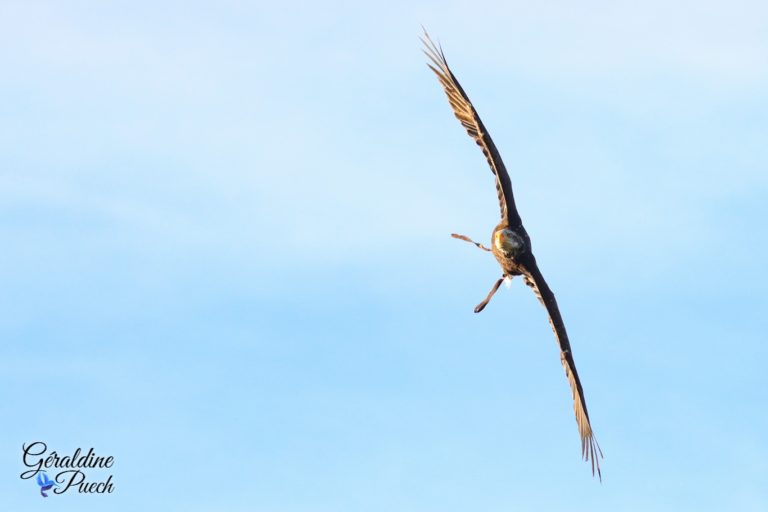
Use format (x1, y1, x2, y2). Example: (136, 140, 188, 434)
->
(1, 1, 767, 510)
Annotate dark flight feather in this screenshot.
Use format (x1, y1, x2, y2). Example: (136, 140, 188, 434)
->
(522, 255, 602, 480)
(421, 31, 522, 230)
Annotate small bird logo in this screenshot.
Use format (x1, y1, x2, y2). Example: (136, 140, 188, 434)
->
(35, 471, 57, 497)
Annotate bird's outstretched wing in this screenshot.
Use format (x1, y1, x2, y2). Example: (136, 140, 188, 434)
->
(421, 31, 522, 229)
(522, 255, 603, 479)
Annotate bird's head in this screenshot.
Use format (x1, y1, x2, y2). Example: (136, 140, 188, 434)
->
(494, 228, 525, 257)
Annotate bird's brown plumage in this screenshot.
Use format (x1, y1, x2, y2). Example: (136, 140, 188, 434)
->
(423, 30, 602, 479)
(421, 32, 522, 231)
(522, 257, 602, 478)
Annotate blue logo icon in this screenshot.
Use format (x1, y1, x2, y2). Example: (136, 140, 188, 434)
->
(35, 471, 58, 497)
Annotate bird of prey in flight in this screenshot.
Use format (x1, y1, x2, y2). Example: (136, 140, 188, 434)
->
(422, 31, 602, 479)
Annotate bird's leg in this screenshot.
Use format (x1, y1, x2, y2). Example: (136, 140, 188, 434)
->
(451, 233, 491, 252)
(474, 277, 505, 313)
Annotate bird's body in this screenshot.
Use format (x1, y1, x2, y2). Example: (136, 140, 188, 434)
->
(491, 223, 530, 277)
(423, 31, 603, 479)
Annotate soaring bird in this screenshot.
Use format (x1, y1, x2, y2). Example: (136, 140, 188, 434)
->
(422, 31, 603, 479)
